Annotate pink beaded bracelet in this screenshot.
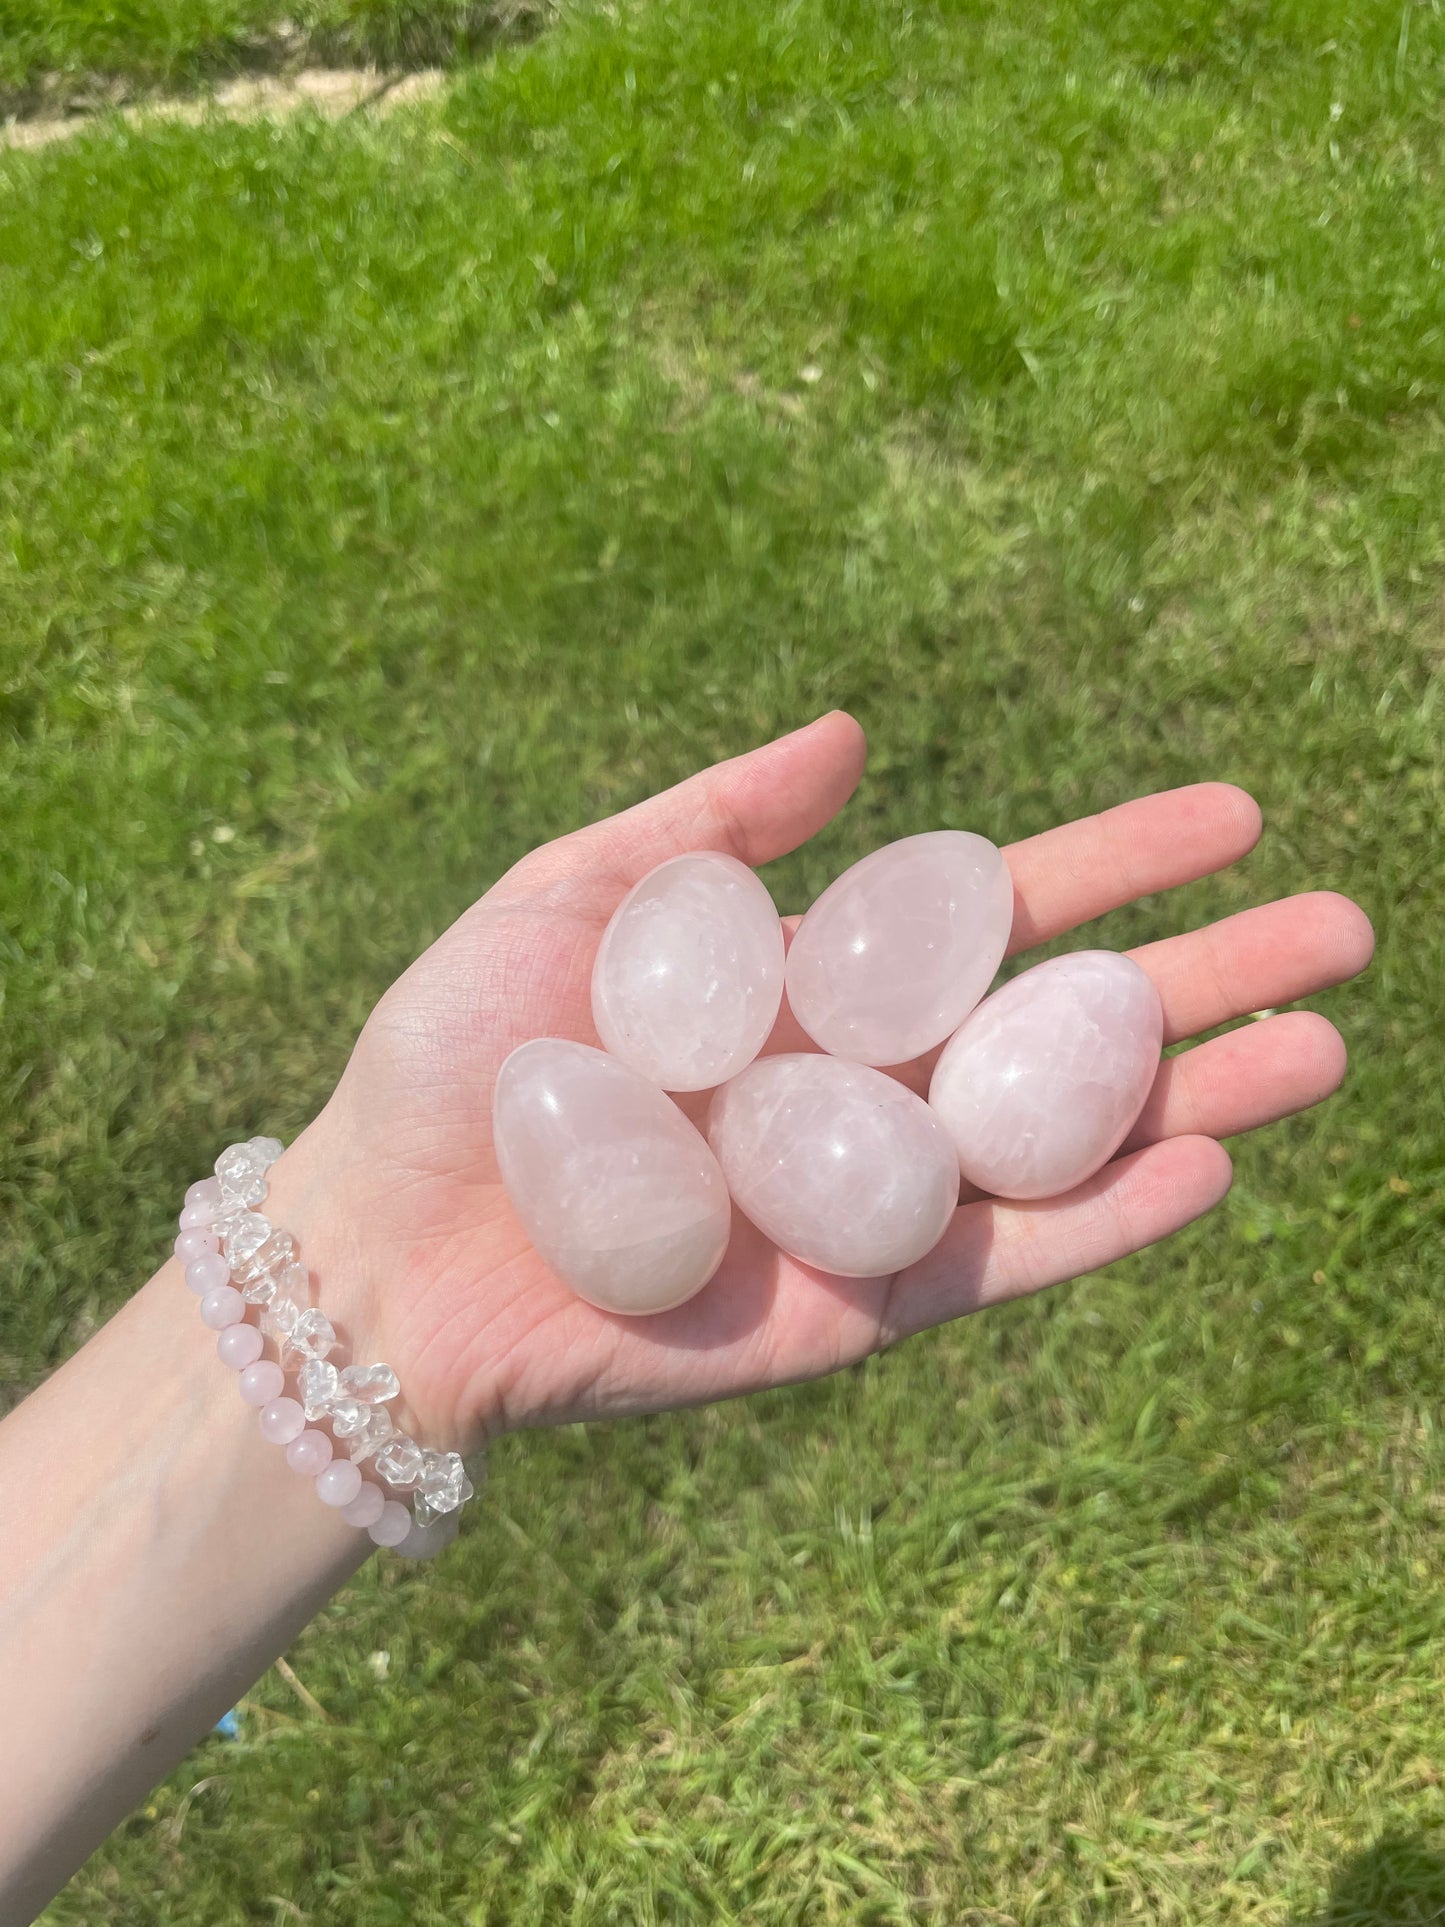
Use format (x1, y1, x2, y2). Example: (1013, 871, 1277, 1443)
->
(174, 1137, 477, 1553)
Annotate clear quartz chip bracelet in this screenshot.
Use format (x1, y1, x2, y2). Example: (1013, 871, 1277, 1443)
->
(173, 1137, 478, 1553)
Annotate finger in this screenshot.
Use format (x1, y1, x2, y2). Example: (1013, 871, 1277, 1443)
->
(506, 711, 868, 911)
(1122, 1011, 1347, 1151)
(1128, 891, 1375, 1045)
(1002, 783, 1262, 955)
(879, 1135, 1233, 1343)
(762, 882, 1371, 1125)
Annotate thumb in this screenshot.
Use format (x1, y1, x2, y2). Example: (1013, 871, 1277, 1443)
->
(501, 711, 867, 917)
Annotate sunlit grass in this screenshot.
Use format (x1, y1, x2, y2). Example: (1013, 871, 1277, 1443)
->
(3, 1, 1441, 1920)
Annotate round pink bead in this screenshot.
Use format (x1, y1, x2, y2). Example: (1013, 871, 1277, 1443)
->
(339, 1482, 386, 1528)
(174, 1228, 219, 1265)
(237, 1360, 285, 1407)
(315, 1460, 363, 1508)
(178, 1201, 220, 1230)
(185, 1177, 222, 1211)
(258, 1396, 306, 1445)
(199, 1285, 245, 1329)
(285, 1429, 333, 1476)
(392, 1512, 461, 1561)
(368, 1500, 414, 1548)
(216, 1323, 264, 1370)
(184, 1252, 230, 1295)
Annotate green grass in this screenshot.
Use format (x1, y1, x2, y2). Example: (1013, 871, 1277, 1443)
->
(2, 0, 1442, 1919)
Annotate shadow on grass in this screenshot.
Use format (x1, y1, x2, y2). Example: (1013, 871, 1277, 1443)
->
(1, 0, 550, 124)
(1296, 1836, 1445, 1926)
(302, 0, 549, 73)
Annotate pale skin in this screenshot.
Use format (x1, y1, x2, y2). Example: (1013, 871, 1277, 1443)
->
(0, 713, 1374, 1921)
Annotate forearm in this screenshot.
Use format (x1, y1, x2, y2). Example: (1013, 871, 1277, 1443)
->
(0, 1130, 374, 1922)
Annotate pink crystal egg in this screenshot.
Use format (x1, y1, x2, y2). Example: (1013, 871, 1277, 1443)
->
(591, 851, 785, 1091)
(706, 1053, 959, 1277)
(785, 830, 1015, 1066)
(928, 949, 1163, 1201)
(493, 1038, 732, 1314)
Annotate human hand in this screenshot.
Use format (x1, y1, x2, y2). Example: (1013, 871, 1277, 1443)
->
(278, 713, 1373, 1455)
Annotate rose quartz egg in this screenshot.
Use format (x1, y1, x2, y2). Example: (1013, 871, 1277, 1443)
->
(785, 830, 1015, 1066)
(591, 852, 785, 1091)
(493, 1038, 732, 1314)
(706, 1054, 959, 1277)
(928, 949, 1163, 1200)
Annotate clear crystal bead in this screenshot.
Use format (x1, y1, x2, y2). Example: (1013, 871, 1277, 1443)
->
(298, 1358, 339, 1420)
(373, 1435, 426, 1487)
(261, 1296, 300, 1341)
(208, 1206, 246, 1247)
(282, 1260, 309, 1299)
(336, 1363, 400, 1406)
(346, 1405, 394, 1463)
(218, 1169, 266, 1210)
(282, 1308, 336, 1363)
(247, 1136, 285, 1168)
(233, 1232, 297, 1305)
(411, 1492, 443, 1530)
(230, 1228, 296, 1283)
(328, 1398, 371, 1438)
(223, 1213, 272, 1266)
(215, 1144, 267, 1208)
(240, 1273, 277, 1308)
(215, 1143, 262, 1185)
(416, 1449, 472, 1514)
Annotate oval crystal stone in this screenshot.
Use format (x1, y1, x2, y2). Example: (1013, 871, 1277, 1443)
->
(590, 851, 786, 1091)
(707, 1053, 958, 1277)
(928, 949, 1163, 1200)
(493, 1038, 732, 1314)
(785, 830, 1015, 1067)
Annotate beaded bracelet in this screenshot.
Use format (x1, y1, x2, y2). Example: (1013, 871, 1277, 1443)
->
(173, 1137, 477, 1553)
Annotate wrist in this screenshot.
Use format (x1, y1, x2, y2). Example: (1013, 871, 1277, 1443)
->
(249, 1114, 386, 1413)
(188, 1119, 481, 1534)
(261, 1095, 506, 1459)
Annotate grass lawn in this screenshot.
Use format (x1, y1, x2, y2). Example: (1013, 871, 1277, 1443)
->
(3, 0, 1443, 1920)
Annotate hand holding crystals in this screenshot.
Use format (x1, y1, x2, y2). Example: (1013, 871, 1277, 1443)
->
(299, 713, 1370, 1451)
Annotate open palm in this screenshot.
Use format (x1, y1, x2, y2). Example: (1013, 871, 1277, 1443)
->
(298, 713, 1372, 1456)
